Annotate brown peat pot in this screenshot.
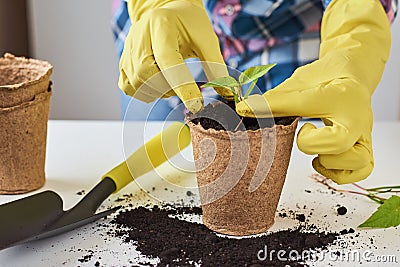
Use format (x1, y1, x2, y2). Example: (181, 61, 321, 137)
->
(186, 101, 299, 236)
(0, 53, 53, 194)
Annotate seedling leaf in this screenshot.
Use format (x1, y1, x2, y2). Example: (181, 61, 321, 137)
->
(239, 63, 276, 85)
(201, 76, 239, 89)
(358, 195, 400, 228)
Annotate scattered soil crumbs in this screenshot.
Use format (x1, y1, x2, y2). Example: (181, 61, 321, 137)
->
(295, 214, 306, 223)
(111, 205, 340, 267)
(77, 250, 94, 263)
(336, 206, 347, 216)
(76, 190, 85, 196)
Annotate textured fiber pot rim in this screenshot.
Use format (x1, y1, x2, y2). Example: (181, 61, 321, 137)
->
(0, 53, 53, 90)
(0, 90, 52, 114)
(185, 116, 300, 141)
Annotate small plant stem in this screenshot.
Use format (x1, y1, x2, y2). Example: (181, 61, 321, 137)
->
(352, 182, 367, 191)
(231, 89, 240, 103)
(244, 79, 258, 99)
(311, 173, 388, 203)
(367, 194, 385, 204)
(237, 88, 243, 102)
(234, 117, 244, 132)
(352, 181, 400, 193)
(366, 185, 400, 192)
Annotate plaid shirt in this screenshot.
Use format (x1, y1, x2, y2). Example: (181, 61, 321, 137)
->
(112, 0, 397, 102)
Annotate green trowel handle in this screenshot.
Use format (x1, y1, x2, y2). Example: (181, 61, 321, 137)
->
(102, 122, 191, 192)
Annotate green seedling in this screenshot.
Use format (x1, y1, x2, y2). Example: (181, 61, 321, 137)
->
(200, 63, 277, 131)
(201, 63, 276, 104)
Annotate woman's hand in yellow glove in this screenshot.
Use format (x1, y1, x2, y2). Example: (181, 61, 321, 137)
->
(236, 0, 392, 184)
(118, 0, 232, 114)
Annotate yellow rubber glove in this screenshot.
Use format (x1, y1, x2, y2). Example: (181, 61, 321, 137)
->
(118, 0, 233, 114)
(236, 0, 391, 184)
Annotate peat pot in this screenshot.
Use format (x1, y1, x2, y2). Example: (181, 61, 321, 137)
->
(0, 53, 53, 194)
(186, 102, 299, 236)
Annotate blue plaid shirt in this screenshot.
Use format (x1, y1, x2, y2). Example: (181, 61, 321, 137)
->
(112, 0, 397, 104)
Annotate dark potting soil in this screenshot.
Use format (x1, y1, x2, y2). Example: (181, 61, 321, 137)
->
(111, 205, 340, 267)
(187, 101, 297, 132)
(337, 206, 347, 216)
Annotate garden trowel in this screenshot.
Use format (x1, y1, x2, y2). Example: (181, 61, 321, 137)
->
(0, 122, 190, 250)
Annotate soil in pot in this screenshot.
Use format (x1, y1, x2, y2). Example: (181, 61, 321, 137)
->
(188, 100, 296, 132)
(185, 101, 299, 236)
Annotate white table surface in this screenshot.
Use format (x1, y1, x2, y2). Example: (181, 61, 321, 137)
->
(0, 120, 399, 267)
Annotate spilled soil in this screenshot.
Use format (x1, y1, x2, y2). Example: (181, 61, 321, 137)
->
(110, 204, 345, 266)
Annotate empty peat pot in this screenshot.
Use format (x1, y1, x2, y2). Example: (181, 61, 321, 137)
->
(0, 53, 53, 194)
(186, 101, 299, 236)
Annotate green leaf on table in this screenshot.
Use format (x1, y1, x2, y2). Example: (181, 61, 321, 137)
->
(200, 76, 239, 89)
(239, 63, 276, 85)
(359, 195, 400, 228)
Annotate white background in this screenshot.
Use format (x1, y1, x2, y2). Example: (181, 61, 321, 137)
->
(27, 0, 400, 121)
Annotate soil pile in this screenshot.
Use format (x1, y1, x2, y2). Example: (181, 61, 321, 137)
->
(111, 205, 339, 266)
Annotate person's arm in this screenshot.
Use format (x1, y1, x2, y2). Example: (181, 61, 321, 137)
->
(323, 0, 397, 21)
(236, 0, 393, 184)
(118, 0, 233, 114)
(230, 0, 324, 40)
